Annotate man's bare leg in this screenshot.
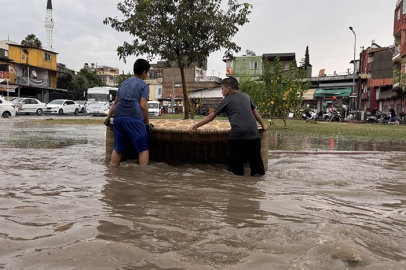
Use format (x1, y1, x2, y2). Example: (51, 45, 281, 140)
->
(138, 150, 149, 165)
(110, 150, 122, 167)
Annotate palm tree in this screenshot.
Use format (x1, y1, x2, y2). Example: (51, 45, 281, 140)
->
(21, 34, 42, 49)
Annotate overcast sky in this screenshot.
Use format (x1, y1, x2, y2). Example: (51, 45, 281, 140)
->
(3, 0, 396, 78)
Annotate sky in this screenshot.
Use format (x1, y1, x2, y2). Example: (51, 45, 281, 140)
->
(2, 0, 397, 78)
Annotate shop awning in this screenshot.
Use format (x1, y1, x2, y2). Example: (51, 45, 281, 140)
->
(314, 88, 352, 98)
(0, 84, 18, 93)
(302, 89, 316, 100)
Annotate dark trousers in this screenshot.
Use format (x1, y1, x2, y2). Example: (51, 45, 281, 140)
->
(227, 138, 265, 176)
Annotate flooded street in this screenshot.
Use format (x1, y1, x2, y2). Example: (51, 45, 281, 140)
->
(1, 117, 406, 269)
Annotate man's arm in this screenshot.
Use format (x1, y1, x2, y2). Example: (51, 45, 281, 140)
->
(189, 112, 217, 134)
(140, 97, 149, 124)
(252, 108, 268, 131)
(106, 96, 119, 120)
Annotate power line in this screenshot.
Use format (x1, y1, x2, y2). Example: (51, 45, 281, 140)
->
(311, 53, 353, 61)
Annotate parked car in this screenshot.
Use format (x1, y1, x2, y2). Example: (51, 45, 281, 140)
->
(86, 101, 110, 116)
(45, 99, 80, 115)
(74, 100, 90, 113)
(147, 101, 161, 116)
(11, 97, 47, 115)
(0, 99, 18, 118)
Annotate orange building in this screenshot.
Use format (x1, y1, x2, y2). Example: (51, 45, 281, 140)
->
(0, 40, 68, 102)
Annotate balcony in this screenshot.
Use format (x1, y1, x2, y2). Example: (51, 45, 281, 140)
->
(195, 76, 222, 83)
(377, 89, 399, 100)
(15, 76, 50, 88)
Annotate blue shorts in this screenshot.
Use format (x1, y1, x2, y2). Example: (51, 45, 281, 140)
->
(390, 116, 398, 122)
(113, 117, 149, 154)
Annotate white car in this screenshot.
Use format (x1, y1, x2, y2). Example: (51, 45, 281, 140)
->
(12, 97, 47, 115)
(86, 101, 110, 116)
(147, 101, 161, 116)
(74, 100, 90, 113)
(45, 99, 80, 115)
(0, 99, 17, 118)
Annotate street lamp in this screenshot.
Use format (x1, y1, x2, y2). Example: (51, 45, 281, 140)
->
(349, 26, 356, 110)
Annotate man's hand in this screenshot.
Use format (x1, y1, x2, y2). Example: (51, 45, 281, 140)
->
(145, 123, 154, 134)
(104, 118, 111, 127)
(189, 125, 198, 134)
(262, 124, 269, 131)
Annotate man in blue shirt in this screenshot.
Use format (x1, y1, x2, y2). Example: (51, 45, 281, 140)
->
(105, 59, 152, 166)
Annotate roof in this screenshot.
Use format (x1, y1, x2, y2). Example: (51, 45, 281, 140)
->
(0, 40, 19, 50)
(7, 43, 58, 54)
(314, 88, 352, 98)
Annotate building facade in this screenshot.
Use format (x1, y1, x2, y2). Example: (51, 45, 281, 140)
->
(392, 0, 406, 116)
(224, 52, 297, 82)
(0, 40, 67, 102)
(359, 44, 394, 113)
(150, 61, 221, 106)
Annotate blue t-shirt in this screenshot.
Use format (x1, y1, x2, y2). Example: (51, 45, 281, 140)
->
(114, 77, 149, 119)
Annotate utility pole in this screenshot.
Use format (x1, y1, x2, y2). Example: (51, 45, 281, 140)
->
(349, 26, 356, 110)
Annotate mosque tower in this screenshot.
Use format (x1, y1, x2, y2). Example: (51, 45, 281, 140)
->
(44, 0, 54, 50)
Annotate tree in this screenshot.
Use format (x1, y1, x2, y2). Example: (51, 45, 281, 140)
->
(300, 46, 311, 71)
(104, 0, 252, 119)
(71, 74, 89, 100)
(304, 46, 311, 67)
(21, 34, 42, 49)
(76, 68, 105, 98)
(57, 73, 74, 90)
(393, 58, 406, 92)
(240, 58, 309, 126)
(117, 71, 133, 86)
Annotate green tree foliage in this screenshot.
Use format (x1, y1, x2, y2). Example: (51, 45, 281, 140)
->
(104, 0, 252, 119)
(240, 58, 309, 126)
(21, 34, 42, 49)
(304, 46, 311, 67)
(393, 58, 406, 92)
(300, 46, 311, 71)
(57, 73, 73, 90)
(77, 68, 104, 88)
(74, 68, 105, 99)
(70, 74, 89, 100)
(117, 71, 133, 86)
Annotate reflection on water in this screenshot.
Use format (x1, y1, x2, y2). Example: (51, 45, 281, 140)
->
(269, 132, 406, 152)
(1, 118, 406, 269)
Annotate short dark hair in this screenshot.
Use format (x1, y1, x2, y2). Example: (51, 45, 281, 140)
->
(133, 59, 150, 75)
(221, 77, 239, 90)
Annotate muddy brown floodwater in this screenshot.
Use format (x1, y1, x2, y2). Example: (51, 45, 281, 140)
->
(1, 117, 406, 269)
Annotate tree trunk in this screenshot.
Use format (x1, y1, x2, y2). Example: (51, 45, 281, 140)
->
(179, 63, 189, 119)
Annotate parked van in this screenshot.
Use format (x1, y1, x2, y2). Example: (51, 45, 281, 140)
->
(147, 101, 161, 116)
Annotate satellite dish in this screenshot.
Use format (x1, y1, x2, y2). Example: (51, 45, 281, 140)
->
(9, 66, 15, 74)
(31, 70, 37, 78)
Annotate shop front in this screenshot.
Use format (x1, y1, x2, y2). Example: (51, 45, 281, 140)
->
(314, 88, 352, 111)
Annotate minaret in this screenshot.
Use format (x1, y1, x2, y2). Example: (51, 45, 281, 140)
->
(44, 0, 54, 51)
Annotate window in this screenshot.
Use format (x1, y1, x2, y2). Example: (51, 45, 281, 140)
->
(403, 0, 406, 14)
(249, 61, 258, 69)
(397, 8, 401, 21)
(44, 52, 51, 61)
(21, 55, 25, 60)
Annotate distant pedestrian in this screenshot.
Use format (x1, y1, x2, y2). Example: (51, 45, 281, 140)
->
(388, 105, 399, 124)
(189, 77, 268, 176)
